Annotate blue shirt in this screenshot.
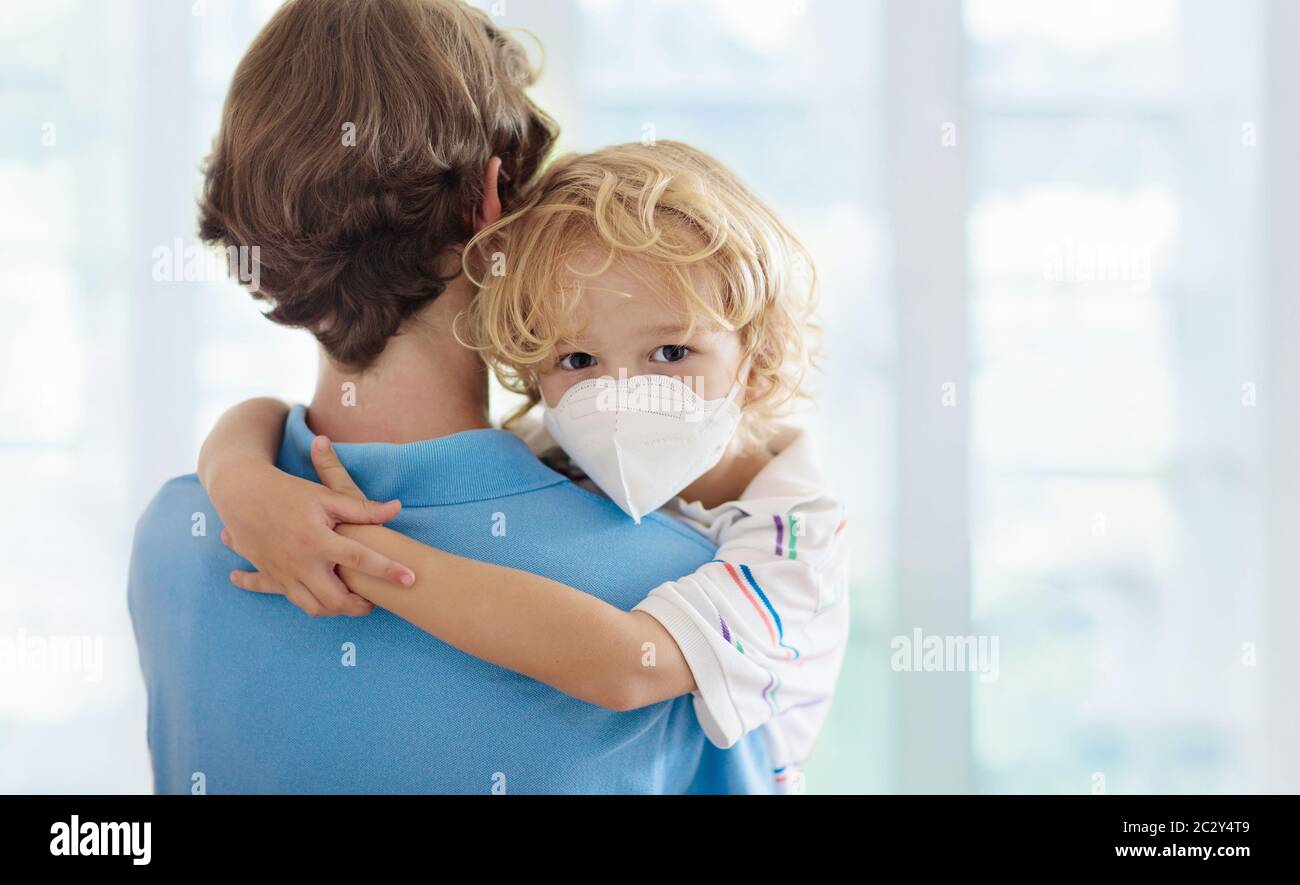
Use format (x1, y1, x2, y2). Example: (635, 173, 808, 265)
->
(128, 406, 772, 793)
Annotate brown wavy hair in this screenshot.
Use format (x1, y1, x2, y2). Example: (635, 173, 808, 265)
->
(198, 0, 558, 368)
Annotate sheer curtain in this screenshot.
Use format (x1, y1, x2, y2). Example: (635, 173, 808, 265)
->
(0, 0, 305, 793)
(965, 0, 1268, 793)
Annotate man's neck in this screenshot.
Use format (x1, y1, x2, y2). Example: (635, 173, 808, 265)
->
(305, 278, 491, 444)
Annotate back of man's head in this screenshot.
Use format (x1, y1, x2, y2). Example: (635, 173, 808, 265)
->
(198, 0, 557, 368)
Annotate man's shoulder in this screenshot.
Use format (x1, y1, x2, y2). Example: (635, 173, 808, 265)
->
(135, 473, 213, 536)
(130, 473, 228, 583)
(153, 472, 205, 499)
(501, 477, 716, 555)
(415, 472, 717, 612)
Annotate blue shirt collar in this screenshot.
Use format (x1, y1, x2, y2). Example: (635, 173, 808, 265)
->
(278, 404, 568, 507)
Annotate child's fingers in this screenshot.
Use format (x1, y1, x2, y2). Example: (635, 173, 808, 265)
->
(231, 570, 341, 619)
(329, 535, 416, 587)
(317, 570, 375, 617)
(305, 568, 372, 616)
(283, 581, 327, 617)
(343, 595, 375, 617)
(312, 435, 402, 524)
(230, 569, 281, 595)
(310, 435, 363, 497)
(328, 493, 402, 526)
(220, 528, 233, 548)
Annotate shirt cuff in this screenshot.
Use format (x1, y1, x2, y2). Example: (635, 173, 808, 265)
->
(634, 591, 744, 749)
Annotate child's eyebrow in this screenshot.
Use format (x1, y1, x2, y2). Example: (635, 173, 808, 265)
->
(640, 323, 694, 339)
(555, 335, 597, 352)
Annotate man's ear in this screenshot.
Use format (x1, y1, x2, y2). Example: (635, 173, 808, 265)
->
(475, 156, 503, 232)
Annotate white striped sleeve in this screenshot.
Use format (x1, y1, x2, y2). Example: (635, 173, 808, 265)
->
(634, 483, 851, 772)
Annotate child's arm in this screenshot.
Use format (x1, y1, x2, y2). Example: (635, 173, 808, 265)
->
(628, 432, 852, 787)
(340, 524, 697, 712)
(198, 398, 415, 617)
(229, 435, 698, 712)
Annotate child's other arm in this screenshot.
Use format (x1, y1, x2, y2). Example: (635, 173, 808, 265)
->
(231, 436, 698, 711)
(198, 398, 413, 617)
(198, 397, 294, 496)
(333, 525, 697, 711)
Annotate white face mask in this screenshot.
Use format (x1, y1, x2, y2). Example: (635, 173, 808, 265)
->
(542, 370, 746, 523)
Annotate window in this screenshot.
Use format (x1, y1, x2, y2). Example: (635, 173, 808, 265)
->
(966, 0, 1266, 792)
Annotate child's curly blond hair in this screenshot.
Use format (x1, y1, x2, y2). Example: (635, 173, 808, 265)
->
(458, 140, 818, 450)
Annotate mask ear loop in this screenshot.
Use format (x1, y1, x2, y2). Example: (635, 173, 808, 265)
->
(726, 356, 754, 404)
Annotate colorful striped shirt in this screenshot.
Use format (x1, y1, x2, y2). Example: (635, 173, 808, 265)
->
(632, 427, 851, 792)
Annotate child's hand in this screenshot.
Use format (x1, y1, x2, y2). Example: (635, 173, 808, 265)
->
(214, 438, 415, 616)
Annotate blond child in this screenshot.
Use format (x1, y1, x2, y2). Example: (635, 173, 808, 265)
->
(201, 141, 849, 790)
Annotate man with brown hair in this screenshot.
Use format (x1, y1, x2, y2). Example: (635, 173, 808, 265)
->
(197, 0, 555, 369)
(128, 0, 773, 793)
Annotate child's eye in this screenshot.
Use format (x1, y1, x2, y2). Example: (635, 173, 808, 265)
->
(650, 345, 690, 363)
(558, 352, 596, 370)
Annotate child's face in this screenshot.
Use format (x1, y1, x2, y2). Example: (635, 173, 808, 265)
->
(534, 259, 747, 408)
